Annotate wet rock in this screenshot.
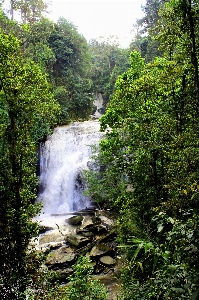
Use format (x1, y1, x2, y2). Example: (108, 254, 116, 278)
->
(38, 241, 65, 251)
(82, 216, 95, 227)
(91, 216, 102, 225)
(78, 207, 96, 216)
(39, 230, 63, 245)
(66, 215, 83, 225)
(99, 256, 115, 266)
(99, 216, 113, 228)
(45, 246, 75, 266)
(76, 228, 94, 237)
(82, 231, 94, 237)
(56, 268, 73, 283)
(66, 234, 91, 247)
(83, 224, 108, 234)
(38, 225, 54, 234)
(90, 243, 111, 258)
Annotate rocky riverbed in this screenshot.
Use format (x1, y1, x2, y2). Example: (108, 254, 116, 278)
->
(34, 209, 121, 299)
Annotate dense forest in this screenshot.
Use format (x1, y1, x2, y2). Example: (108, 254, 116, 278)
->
(0, 0, 199, 299)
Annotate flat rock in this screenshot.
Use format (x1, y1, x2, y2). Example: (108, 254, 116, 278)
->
(99, 216, 113, 227)
(99, 256, 115, 266)
(76, 228, 94, 237)
(82, 223, 107, 234)
(39, 230, 63, 245)
(90, 243, 111, 257)
(37, 241, 64, 251)
(46, 246, 75, 266)
(66, 234, 91, 247)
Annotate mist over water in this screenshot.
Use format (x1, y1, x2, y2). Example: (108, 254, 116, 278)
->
(37, 120, 103, 215)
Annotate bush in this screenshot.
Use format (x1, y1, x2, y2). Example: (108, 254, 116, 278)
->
(64, 256, 108, 300)
(120, 211, 199, 299)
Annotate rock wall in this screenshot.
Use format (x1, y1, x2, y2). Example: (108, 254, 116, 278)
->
(91, 93, 106, 119)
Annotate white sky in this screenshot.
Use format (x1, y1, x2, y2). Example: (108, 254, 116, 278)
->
(49, 0, 146, 48)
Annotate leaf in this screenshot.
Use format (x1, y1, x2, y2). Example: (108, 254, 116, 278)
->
(157, 223, 164, 232)
(168, 217, 174, 224)
(138, 261, 144, 272)
(131, 241, 144, 262)
(152, 255, 159, 274)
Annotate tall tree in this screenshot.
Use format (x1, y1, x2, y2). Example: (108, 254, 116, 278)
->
(131, 0, 167, 61)
(48, 17, 93, 122)
(157, 0, 199, 113)
(10, 0, 48, 24)
(0, 31, 60, 297)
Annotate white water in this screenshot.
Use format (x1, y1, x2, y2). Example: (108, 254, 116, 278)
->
(37, 120, 103, 215)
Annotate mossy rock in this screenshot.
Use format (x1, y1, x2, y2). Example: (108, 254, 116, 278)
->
(66, 215, 83, 225)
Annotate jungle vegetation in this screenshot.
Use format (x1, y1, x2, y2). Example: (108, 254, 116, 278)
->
(1, 0, 199, 299)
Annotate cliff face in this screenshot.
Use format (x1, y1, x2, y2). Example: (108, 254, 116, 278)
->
(92, 93, 106, 119)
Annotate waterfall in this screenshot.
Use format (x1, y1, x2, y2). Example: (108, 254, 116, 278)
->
(37, 120, 103, 215)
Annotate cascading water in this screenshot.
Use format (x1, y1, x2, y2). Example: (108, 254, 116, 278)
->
(37, 120, 103, 215)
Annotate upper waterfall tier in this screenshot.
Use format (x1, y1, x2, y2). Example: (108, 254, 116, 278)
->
(37, 120, 103, 214)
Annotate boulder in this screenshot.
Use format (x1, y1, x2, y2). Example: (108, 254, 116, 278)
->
(45, 246, 75, 266)
(83, 224, 107, 234)
(56, 268, 73, 283)
(38, 241, 64, 251)
(82, 215, 101, 227)
(99, 216, 113, 228)
(66, 234, 91, 247)
(38, 225, 54, 234)
(66, 215, 83, 225)
(91, 216, 102, 225)
(99, 256, 115, 266)
(90, 243, 111, 258)
(39, 230, 63, 245)
(76, 228, 94, 237)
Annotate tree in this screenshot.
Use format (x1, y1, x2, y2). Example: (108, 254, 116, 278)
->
(0, 31, 60, 297)
(24, 17, 56, 74)
(85, 44, 199, 296)
(48, 17, 93, 122)
(89, 37, 131, 105)
(131, 0, 167, 61)
(157, 0, 199, 113)
(8, 0, 48, 24)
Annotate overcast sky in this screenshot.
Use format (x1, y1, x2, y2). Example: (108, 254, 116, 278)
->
(49, 0, 146, 48)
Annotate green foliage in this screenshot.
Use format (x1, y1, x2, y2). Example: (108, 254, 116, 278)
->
(121, 211, 199, 299)
(0, 29, 60, 297)
(64, 256, 108, 300)
(89, 38, 131, 104)
(10, 0, 48, 24)
(1, 3, 94, 123)
(48, 18, 93, 122)
(86, 48, 199, 217)
(85, 0, 199, 293)
(24, 17, 56, 74)
(130, 0, 166, 61)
